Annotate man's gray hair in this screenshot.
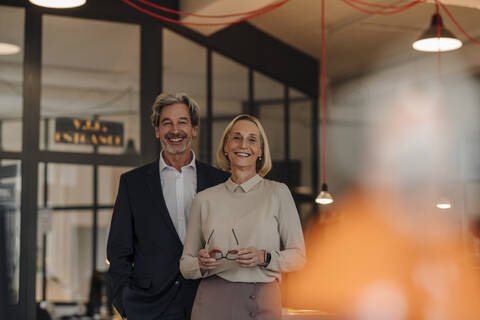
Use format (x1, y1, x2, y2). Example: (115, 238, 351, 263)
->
(150, 92, 200, 128)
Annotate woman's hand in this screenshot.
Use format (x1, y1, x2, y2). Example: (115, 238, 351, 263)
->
(198, 248, 222, 274)
(236, 247, 265, 267)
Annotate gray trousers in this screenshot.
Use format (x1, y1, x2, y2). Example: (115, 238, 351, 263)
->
(191, 276, 281, 320)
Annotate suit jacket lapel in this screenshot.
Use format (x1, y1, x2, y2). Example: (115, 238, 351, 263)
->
(146, 160, 183, 249)
(196, 160, 209, 193)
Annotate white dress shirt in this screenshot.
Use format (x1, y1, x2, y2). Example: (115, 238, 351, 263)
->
(159, 151, 197, 244)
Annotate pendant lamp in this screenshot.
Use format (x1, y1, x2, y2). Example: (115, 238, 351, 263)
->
(413, 13, 462, 52)
(29, 0, 86, 9)
(315, 183, 333, 205)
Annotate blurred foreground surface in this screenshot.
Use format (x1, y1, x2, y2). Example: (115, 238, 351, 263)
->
(287, 190, 480, 320)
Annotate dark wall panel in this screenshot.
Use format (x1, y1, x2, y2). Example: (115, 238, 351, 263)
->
(208, 22, 318, 97)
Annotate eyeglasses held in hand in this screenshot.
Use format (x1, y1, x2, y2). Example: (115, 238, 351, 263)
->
(206, 228, 239, 261)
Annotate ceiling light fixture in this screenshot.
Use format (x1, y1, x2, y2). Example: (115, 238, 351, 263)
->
(315, 183, 333, 205)
(413, 13, 462, 52)
(29, 0, 86, 9)
(0, 42, 20, 55)
(436, 199, 451, 210)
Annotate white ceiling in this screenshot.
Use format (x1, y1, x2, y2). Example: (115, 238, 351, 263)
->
(182, 0, 480, 82)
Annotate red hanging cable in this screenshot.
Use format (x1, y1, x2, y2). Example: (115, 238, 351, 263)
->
(321, 0, 327, 185)
(439, 2, 480, 46)
(347, 0, 425, 10)
(436, 0, 442, 80)
(134, 0, 290, 19)
(340, 0, 423, 15)
(121, 0, 288, 26)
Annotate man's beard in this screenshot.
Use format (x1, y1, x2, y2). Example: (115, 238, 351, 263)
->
(160, 133, 191, 154)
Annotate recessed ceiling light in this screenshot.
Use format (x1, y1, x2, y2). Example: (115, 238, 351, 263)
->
(29, 0, 86, 9)
(0, 42, 21, 55)
(436, 200, 452, 210)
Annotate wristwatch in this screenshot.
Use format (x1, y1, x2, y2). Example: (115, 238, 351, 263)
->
(262, 251, 271, 267)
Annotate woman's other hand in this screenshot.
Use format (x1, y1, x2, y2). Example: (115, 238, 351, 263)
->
(198, 248, 222, 273)
(236, 247, 265, 267)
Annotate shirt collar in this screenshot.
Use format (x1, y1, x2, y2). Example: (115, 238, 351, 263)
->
(225, 174, 262, 193)
(159, 150, 196, 172)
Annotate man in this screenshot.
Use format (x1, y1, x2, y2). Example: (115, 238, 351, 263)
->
(107, 93, 229, 320)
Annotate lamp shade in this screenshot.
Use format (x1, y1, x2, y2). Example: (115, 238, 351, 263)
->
(413, 14, 462, 52)
(0, 42, 20, 55)
(29, 0, 86, 8)
(315, 183, 334, 205)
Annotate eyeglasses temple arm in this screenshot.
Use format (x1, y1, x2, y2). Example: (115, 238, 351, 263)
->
(207, 229, 215, 245)
(232, 228, 239, 246)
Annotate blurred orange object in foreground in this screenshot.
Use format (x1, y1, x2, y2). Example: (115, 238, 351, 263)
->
(287, 191, 480, 320)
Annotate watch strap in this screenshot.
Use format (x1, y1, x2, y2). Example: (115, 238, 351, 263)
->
(261, 251, 271, 267)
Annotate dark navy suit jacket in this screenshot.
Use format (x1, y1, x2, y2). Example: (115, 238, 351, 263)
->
(106, 159, 229, 319)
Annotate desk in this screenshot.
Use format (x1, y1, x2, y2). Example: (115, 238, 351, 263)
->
(282, 308, 335, 319)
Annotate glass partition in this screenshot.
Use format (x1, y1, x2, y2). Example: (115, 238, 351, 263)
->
(98, 166, 133, 205)
(163, 29, 206, 159)
(35, 162, 129, 320)
(255, 72, 285, 184)
(98, 165, 133, 272)
(96, 209, 113, 272)
(0, 6, 24, 152)
(289, 89, 314, 223)
(40, 15, 141, 155)
(37, 163, 93, 306)
(36, 210, 93, 304)
(290, 88, 312, 189)
(211, 53, 248, 165)
(38, 163, 93, 207)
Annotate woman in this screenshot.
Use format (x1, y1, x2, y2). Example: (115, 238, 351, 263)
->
(180, 114, 306, 320)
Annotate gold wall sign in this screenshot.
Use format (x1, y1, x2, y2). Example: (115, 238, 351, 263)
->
(55, 117, 124, 147)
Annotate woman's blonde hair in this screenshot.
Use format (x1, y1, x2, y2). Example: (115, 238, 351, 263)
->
(216, 114, 272, 177)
